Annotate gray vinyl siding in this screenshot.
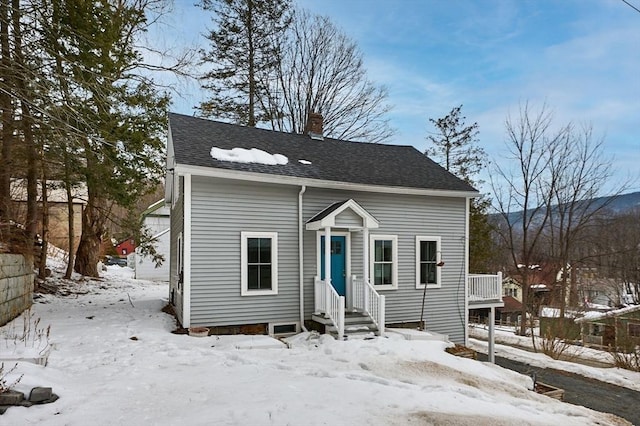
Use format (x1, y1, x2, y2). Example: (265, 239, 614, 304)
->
(169, 176, 185, 324)
(189, 176, 300, 327)
(334, 209, 365, 228)
(302, 188, 467, 343)
(184, 175, 468, 343)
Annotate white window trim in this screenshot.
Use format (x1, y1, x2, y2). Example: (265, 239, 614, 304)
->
(176, 232, 183, 291)
(369, 234, 398, 290)
(241, 232, 278, 296)
(172, 172, 180, 207)
(415, 236, 442, 289)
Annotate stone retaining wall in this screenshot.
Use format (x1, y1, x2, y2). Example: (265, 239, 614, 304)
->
(0, 254, 33, 326)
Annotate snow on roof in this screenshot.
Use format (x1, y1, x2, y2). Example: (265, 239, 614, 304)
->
(575, 304, 640, 323)
(585, 302, 613, 311)
(210, 147, 288, 165)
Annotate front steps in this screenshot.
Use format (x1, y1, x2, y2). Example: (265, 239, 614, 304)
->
(311, 311, 378, 339)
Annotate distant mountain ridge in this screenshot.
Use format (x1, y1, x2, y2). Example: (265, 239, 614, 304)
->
(592, 191, 640, 214)
(491, 191, 640, 224)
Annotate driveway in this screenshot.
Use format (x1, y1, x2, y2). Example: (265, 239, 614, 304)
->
(478, 354, 640, 425)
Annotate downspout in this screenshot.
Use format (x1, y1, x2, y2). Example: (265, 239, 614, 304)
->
(464, 196, 470, 347)
(299, 185, 308, 332)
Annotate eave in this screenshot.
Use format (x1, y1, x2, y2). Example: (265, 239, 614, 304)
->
(172, 163, 479, 199)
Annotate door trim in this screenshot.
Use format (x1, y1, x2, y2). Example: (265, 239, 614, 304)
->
(316, 231, 351, 298)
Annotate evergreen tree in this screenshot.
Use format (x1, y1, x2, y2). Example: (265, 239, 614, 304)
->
(38, 0, 169, 277)
(426, 105, 495, 272)
(198, 0, 292, 126)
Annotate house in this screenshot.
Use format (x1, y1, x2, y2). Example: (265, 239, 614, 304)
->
(165, 112, 502, 345)
(503, 264, 559, 309)
(574, 267, 631, 308)
(575, 304, 640, 350)
(502, 276, 521, 302)
(134, 200, 170, 281)
(539, 306, 581, 341)
(10, 178, 85, 255)
(498, 295, 522, 324)
(115, 238, 136, 257)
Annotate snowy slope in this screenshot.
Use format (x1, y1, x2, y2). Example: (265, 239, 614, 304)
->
(0, 266, 629, 425)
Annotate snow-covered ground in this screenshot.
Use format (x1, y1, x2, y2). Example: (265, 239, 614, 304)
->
(0, 266, 631, 425)
(469, 325, 640, 392)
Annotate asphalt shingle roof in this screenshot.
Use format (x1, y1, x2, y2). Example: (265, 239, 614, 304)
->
(169, 113, 477, 193)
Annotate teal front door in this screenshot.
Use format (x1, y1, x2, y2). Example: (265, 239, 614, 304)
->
(320, 235, 347, 296)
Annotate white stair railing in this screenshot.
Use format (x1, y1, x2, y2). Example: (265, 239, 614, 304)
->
(352, 275, 385, 337)
(314, 276, 345, 339)
(468, 272, 503, 301)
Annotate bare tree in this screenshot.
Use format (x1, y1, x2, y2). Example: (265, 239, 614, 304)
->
(592, 208, 640, 305)
(543, 124, 626, 315)
(491, 102, 568, 336)
(261, 10, 394, 143)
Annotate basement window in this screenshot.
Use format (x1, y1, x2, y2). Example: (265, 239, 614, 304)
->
(269, 322, 300, 337)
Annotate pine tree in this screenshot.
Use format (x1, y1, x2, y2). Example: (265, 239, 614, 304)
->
(38, 0, 169, 277)
(426, 105, 495, 272)
(198, 0, 292, 126)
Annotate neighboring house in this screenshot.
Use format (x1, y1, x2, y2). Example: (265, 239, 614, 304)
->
(165, 112, 501, 345)
(574, 267, 632, 308)
(539, 306, 581, 340)
(134, 200, 170, 281)
(575, 304, 640, 350)
(504, 264, 559, 308)
(502, 276, 521, 303)
(10, 178, 86, 254)
(115, 238, 136, 257)
(498, 296, 522, 324)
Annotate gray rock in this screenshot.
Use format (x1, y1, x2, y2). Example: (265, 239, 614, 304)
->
(0, 405, 10, 415)
(28, 387, 52, 403)
(0, 390, 24, 405)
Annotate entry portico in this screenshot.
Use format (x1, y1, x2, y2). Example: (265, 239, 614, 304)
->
(306, 199, 384, 339)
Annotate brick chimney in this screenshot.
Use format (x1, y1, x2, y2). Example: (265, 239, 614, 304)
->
(306, 112, 324, 140)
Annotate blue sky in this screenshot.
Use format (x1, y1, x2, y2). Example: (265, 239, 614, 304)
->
(157, 0, 640, 194)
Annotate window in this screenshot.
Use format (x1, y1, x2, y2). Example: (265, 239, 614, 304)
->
(504, 288, 518, 298)
(241, 232, 278, 296)
(177, 233, 183, 290)
(369, 235, 398, 289)
(629, 323, 640, 338)
(416, 236, 441, 289)
(591, 324, 604, 336)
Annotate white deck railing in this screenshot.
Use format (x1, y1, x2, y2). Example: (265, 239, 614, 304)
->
(314, 276, 345, 339)
(468, 272, 503, 302)
(352, 275, 385, 337)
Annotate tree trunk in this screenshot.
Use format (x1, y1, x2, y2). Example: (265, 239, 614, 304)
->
(0, 0, 13, 222)
(64, 160, 75, 279)
(12, 0, 38, 267)
(74, 201, 102, 277)
(38, 177, 49, 279)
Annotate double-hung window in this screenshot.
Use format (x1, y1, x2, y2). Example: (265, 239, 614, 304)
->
(370, 235, 397, 290)
(416, 236, 441, 289)
(241, 232, 278, 296)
